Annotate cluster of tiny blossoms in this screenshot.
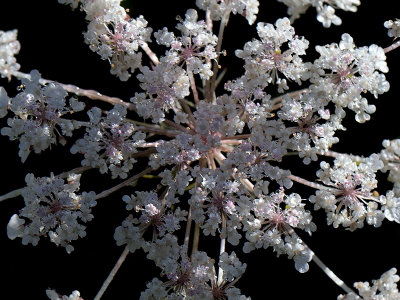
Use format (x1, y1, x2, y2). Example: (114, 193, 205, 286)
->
(276, 0, 361, 27)
(310, 153, 400, 230)
(338, 268, 400, 300)
(7, 173, 96, 253)
(46, 289, 83, 300)
(1, 0, 400, 299)
(0, 29, 20, 79)
(0, 70, 85, 162)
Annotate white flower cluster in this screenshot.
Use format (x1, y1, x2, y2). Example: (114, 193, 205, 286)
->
(243, 188, 315, 272)
(312, 33, 389, 123)
(277, 0, 361, 27)
(309, 154, 400, 230)
(384, 19, 400, 40)
(114, 190, 187, 253)
(3, 1, 400, 299)
(131, 59, 190, 123)
(149, 99, 246, 168)
(46, 289, 83, 300)
(0, 86, 9, 118)
(189, 168, 248, 245)
(0, 29, 20, 78)
(220, 141, 293, 188)
(7, 173, 96, 253)
(140, 243, 249, 299)
(155, 9, 218, 80)
(338, 268, 400, 300)
(278, 91, 342, 164)
(71, 105, 145, 178)
(0, 70, 84, 162)
(196, 0, 260, 25)
(380, 139, 400, 196)
(235, 17, 309, 92)
(69, 0, 153, 80)
(57, 0, 80, 10)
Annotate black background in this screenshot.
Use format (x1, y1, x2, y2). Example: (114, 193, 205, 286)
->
(1, 1, 400, 299)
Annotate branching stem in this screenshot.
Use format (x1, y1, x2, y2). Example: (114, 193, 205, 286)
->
(384, 40, 400, 53)
(288, 174, 332, 191)
(10, 70, 135, 110)
(140, 42, 159, 65)
(217, 214, 227, 286)
(207, 7, 231, 102)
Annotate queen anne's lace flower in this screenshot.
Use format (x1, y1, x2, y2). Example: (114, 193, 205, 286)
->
(189, 168, 250, 245)
(71, 105, 145, 178)
(123, 191, 187, 235)
(140, 247, 249, 299)
(278, 90, 342, 164)
(4, 1, 400, 298)
(338, 268, 400, 300)
(381, 191, 400, 224)
(243, 188, 315, 272)
(114, 215, 144, 253)
(131, 59, 190, 123)
(310, 154, 386, 230)
(236, 18, 309, 92)
(196, 0, 260, 25)
(155, 9, 218, 80)
(277, 0, 360, 28)
(0, 86, 10, 118)
(0, 29, 20, 79)
(46, 289, 83, 300)
(57, 0, 80, 10)
(312, 33, 389, 123)
(219, 252, 247, 283)
(1, 70, 84, 162)
(82, 0, 152, 80)
(384, 19, 400, 40)
(380, 139, 400, 196)
(114, 189, 187, 254)
(7, 173, 96, 253)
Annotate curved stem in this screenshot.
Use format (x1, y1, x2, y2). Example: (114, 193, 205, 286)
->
(220, 134, 250, 140)
(10, 70, 135, 110)
(217, 214, 227, 286)
(184, 206, 193, 253)
(220, 139, 243, 146)
(178, 98, 196, 129)
(191, 223, 200, 256)
(0, 188, 23, 202)
(303, 240, 355, 294)
(140, 42, 159, 65)
(135, 126, 180, 137)
(187, 67, 200, 104)
(95, 167, 153, 200)
(320, 150, 341, 158)
(93, 245, 130, 300)
(57, 166, 93, 179)
(288, 174, 332, 191)
(162, 119, 189, 133)
(207, 7, 231, 102)
(190, 158, 207, 256)
(131, 148, 157, 157)
(384, 40, 400, 53)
